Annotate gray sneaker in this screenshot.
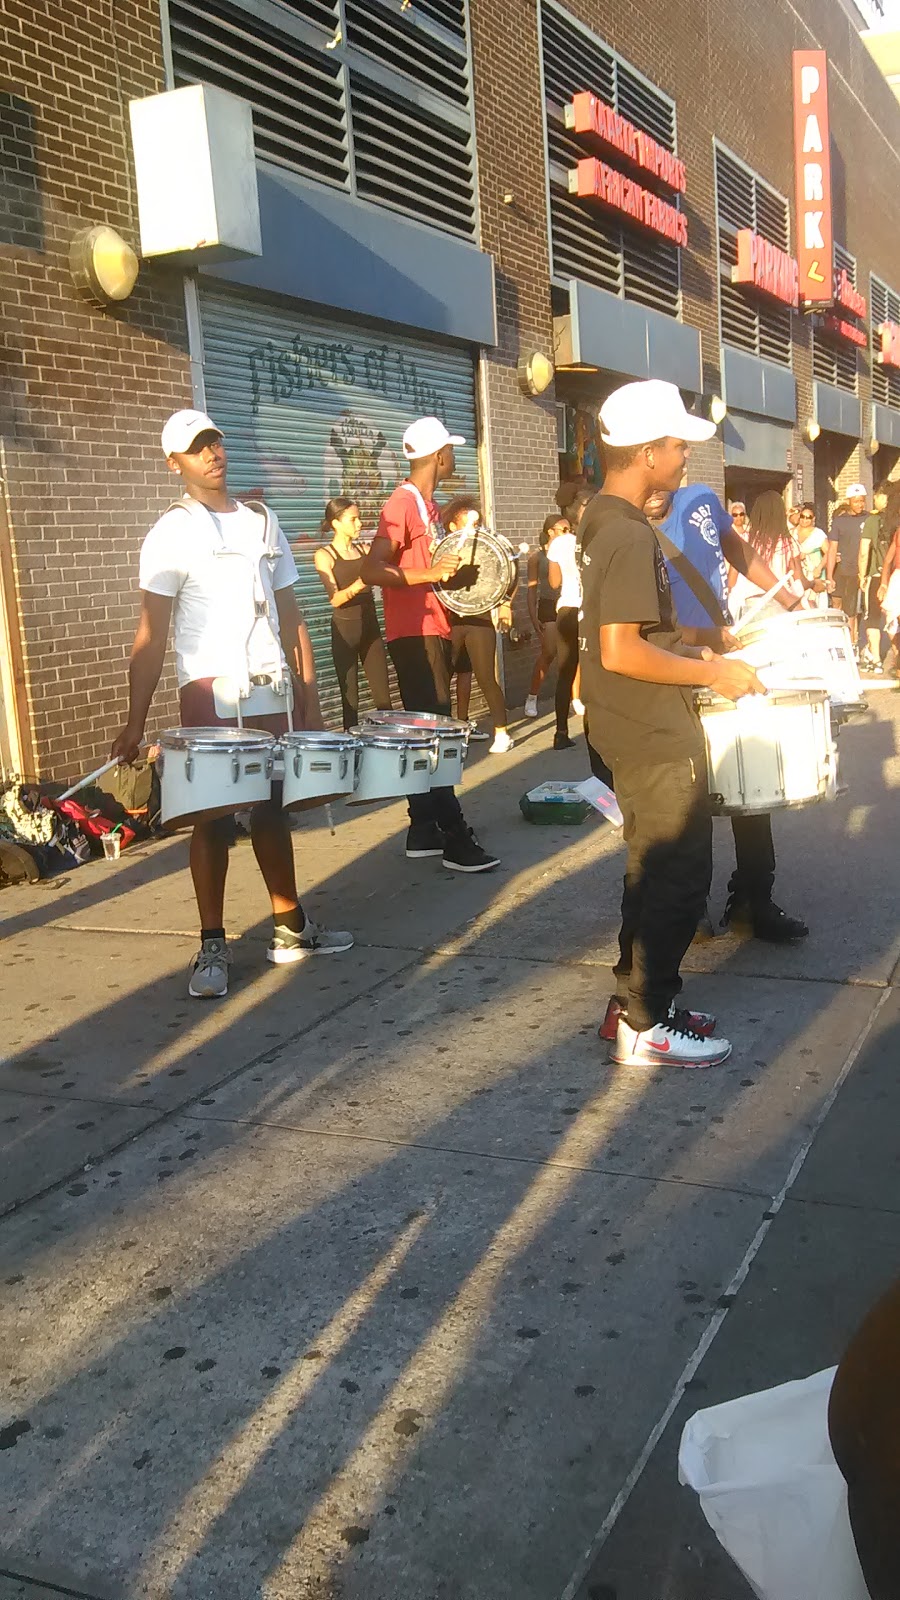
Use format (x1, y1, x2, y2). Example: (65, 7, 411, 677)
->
(267, 920, 354, 965)
(188, 937, 231, 999)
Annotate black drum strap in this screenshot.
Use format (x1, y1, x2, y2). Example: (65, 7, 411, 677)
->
(653, 522, 729, 628)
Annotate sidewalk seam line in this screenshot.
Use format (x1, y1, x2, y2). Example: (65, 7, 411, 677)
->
(556, 983, 893, 1600)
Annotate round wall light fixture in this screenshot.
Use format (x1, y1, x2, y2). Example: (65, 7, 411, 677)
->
(70, 225, 140, 307)
(804, 418, 821, 443)
(518, 349, 555, 397)
(708, 393, 727, 425)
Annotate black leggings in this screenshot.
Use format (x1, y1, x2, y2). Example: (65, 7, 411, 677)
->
(451, 622, 507, 728)
(555, 606, 580, 734)
(331, 603, 391, 731)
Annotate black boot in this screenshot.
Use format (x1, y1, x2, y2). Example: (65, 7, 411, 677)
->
(721, 893, 809, 942)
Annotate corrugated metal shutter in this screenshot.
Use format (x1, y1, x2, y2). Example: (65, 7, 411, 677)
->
(812, 244, 859, 394)
(540, 0, 681, 316)
(715, 144, 792, 367)
(871, 273, 900, 410)
(168, 0, 476, 238)
(198, 286, 479, 728)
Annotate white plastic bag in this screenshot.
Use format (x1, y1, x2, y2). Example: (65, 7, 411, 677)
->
(679, 1367, 870, 1600)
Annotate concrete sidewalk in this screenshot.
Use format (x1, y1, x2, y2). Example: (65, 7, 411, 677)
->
(1, 697, 899, 1600)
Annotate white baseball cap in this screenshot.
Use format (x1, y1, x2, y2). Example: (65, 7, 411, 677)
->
(161, 409, 223, 457)
(401, 416, 465, 460)
(599, 380, 716, 448)
(846, 482, 866, 498)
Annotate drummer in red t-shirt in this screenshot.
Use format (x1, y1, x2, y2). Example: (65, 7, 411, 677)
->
(362, 417, 500, 873)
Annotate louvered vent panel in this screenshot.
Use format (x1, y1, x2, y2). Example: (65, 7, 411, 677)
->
(350, 73, 476, 237)
(170, 0, 348, 186)
(411, 0, 466, 37)
(812, 245, 858, 394)
(345, 0, 469, 108)
(872, 274, 900, 408)
(541, 0, 679, 316)
(715, 143, 791, 366)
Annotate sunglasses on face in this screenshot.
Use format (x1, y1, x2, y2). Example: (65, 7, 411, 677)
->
(799, 512, 814, 520)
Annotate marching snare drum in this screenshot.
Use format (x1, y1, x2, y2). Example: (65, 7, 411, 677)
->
(431, 525, 518, 616)
(696, 687, 837, 815)
(361, 711, 469, 788)
(280, 730, 360, 811)
(157, 727, 276, 830)
(348, 729, 438, 805)
(736, 610, 865, 714)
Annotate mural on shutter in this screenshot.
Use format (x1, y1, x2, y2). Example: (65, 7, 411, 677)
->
(169, 0, 477, 239)
(540, 0, 681, 317)
(715, 143, 792, 367)
(199, 287, 478, 728)
(871, 274, 900, 410)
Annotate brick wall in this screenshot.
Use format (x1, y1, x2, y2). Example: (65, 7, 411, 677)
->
(469, 0, 560, 710)
(0, 0, 191, 781)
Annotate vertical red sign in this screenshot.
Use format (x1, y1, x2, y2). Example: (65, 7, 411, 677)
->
(793, 49, 833, 305)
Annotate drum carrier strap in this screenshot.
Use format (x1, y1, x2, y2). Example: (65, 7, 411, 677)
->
(652, 522, 729, 630)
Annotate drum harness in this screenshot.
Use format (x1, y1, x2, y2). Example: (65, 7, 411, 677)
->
(170, 495, 295, 730)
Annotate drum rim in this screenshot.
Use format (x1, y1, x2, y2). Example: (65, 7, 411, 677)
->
(350, 728, 439, 749)
(159, 726, 276, 751)
(696, 683, 830, 710)
(280, 730, 361, 749)
(361, 711, 469, 735)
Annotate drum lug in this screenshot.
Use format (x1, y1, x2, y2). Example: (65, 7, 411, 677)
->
(231, 753, 240, 784)
(293, 750, 303, 778)
(339, 751, 348, 781)
(156, 750, 165, 775)
(399, 744, 408, 779)
(184, 753, 193, 782)
(265, 755, 274, 779)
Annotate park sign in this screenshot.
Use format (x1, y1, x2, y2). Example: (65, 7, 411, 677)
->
(793, 50, 834, 305)
(732, 228, 799, 308)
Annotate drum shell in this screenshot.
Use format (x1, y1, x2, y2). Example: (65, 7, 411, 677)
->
(348, 733, 437, 804)
(280, 732, 360, 811)
(361, 711, 469, 788)
(431, 527, 517, 617)
(736, 611, 865, 712)
(157, 727, 275, 830)
(696, 688, 837, 815)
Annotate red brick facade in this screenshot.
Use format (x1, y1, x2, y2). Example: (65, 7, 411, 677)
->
(0, 0, 190, 781)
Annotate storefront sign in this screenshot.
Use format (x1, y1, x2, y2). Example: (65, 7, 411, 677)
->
(732, 229, 799, 308)
(878, 320, 900, 369)
(793, 50, 833, 305)
(833, 268, 866, 322)
(569, 158, 688, 245)
(823, 313, 867, 348)
(566, 93, 687, 193)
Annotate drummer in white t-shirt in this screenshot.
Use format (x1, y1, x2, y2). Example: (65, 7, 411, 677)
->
(111, 409, 352, 1000)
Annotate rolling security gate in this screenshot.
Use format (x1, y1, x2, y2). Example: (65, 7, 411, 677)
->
(199, 286, 479, 728)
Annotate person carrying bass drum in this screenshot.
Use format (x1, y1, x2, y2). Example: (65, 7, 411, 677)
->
(313, 497, 392, 731)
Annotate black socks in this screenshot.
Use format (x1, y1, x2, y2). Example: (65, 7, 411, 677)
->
(201, 926, 225, 943)
(273, 905, 305, 936)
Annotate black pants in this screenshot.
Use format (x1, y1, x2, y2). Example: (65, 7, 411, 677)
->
(555, 606, 580, 734)
(729, 813, 776, 906)
(331, 604, 391, 731)
(387, 635, 465, 832)
(612, 749, 713, 1030)
(582, 710, 614, 788)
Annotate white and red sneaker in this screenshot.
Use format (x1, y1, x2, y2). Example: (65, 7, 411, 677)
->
(611, 1014, 732, 1069)
(598, 996, 717, 1043)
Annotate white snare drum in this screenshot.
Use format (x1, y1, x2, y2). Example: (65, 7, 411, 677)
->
(697, 687, 837, 815)
(157, 727, 275, 830)
(361, 711, 469, 788)
(280, 730, 360, 810)
(348, 729, 438, 805)
(736, 610, 865, 714)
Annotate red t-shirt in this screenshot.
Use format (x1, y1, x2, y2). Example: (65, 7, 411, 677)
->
(377, 482, 450, 643)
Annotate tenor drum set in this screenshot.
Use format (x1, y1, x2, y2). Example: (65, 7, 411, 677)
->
(156, 713, 472, 831)
(696, 608, 865, 816)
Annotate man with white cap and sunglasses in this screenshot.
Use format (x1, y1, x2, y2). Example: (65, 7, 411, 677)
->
(111, 409, 352, 999)
(577, 380, 764, 1069)
(363, 417, 500, 874)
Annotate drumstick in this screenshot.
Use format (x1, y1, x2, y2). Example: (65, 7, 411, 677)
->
(57, 752, 143, 801)
(733, 571, 794, 634)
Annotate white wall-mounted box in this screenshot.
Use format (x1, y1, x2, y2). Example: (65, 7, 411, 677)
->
(128, 83, 262, 262)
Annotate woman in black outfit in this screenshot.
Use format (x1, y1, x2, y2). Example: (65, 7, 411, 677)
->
(314, 497, 392, 730)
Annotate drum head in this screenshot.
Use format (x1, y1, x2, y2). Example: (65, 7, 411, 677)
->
(159, 726, 275, 752)
(432, 528, 515, 616)
(362, 711, 468, 736)
(280, 730, 358, 750)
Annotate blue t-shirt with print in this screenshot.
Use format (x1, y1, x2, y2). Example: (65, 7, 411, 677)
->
(658, 485, 734, 628)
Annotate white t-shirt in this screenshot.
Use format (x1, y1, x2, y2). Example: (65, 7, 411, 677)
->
(546, 531, 582, 610)
(139, 500, 298, 688)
